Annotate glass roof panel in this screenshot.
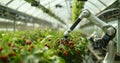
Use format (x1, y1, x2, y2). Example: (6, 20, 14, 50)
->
(32, 11, 40, 17)
(40, 0, 59, 6)
(36, 13, 44, 18)
(0, 0, 11, 5)
(37, 14, 44, 18)
(47, 1, 70, 22)
(7, 0, 24, 9)
(0, 0, 72, 25)
(40, 0, 52, 5)
(45, 0, 64, 7)
(32, 8, 43, 17)
(18, 2, 31, 12)
(26, 7, 36, 15)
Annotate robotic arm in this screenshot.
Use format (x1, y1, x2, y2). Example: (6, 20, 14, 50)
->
(63, 0, 118, 63)
(63, 9, 116, 63)
(64, 0, 117, 47)
(64, 9, 116, 47)
(87, 9, 116, 48)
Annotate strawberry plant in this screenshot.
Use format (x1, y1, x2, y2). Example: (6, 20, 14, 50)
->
(0, 29, 88, 63)
(54, 37, 88, 63)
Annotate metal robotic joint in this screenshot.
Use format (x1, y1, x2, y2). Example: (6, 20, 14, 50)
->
(106, 26, 116, 36)
(78, 9, 90, 19)
(63, 28, 71, 38)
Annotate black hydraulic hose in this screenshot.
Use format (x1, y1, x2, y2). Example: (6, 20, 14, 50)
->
(70, 18, 81, 31)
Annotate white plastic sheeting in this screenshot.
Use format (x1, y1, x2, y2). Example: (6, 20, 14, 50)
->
(0, 0, 11, 5)
(40, 0, 72, 24)
(0, 0, 73, 28)
(84, 0, 117, 15)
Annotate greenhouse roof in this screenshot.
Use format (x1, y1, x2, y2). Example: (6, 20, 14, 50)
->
(0, 0, 73, 28)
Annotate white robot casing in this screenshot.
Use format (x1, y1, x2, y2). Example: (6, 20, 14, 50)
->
(83, 0, 120, 55)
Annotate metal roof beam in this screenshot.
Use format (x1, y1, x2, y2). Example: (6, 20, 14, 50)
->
(0, 4, 52, 26)
(6, 0, 14, 6)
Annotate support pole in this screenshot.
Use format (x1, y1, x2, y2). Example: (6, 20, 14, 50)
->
(13, 19, 16, 32)
(117, 13, 120, 55)
(33, 22, 35, 29)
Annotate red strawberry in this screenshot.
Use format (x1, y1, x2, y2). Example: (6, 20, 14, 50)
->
(20, 60, 23, 63)
(0, 55, 8, 62)
(44, 44, 50, 48)
(68, 41, 74, 45)
(59, 48, 63, 51)
(9, 53, 16, 57)
(8, 43, 11, 47)
(57, 41, 60, 44)
(48, 38, 52, 41)
(8, 43, 15, 47)
(0, 46, 3, 52)
(26, 40, 32, 45)
(45, 44, 48, 46)
(40, 38, 43, 41)
(64, 51, 69, 56)
(62, 42, 67, 45)
(11, 44, 15, 47)
(22, 36, 26, 39)
(70, 45, 74, 48)
(27, 48, 31, 51)
(30, 45, 34, 49)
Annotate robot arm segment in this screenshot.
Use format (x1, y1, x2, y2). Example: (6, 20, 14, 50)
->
(87, 10, 116, 48)
(63, 10, 89, 38)
(64, 9, 116, 48)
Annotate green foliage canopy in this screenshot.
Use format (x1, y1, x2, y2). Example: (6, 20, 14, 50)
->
(72, 0, 84, 22)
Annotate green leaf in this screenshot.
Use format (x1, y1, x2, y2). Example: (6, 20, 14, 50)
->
(25, 0, 32, 3)
(0, 32, 2, 38)
(72, 0, 84, 22)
